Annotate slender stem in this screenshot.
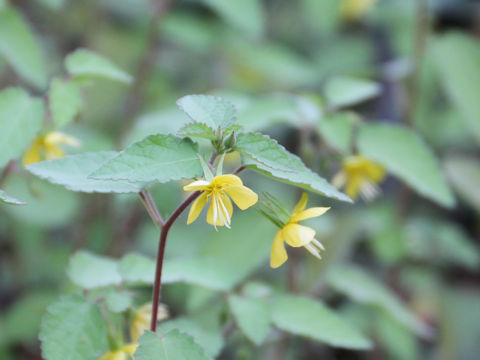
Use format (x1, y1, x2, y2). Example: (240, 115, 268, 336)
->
(139, 190, 164, 228)
(150, 191, 201, 331)
(233, 165, 245, 175)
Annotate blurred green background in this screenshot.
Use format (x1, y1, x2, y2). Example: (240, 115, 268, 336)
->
(1, 0, 480, 359)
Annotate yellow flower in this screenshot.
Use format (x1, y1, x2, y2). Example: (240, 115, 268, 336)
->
(332, 155, 386, 201)
(270, 193, 329, 269)
(22, 131, 80, 165)
(99, 344, 137, 360)
(130, 303, 168, 343)
(339, 0, 378, 21)
(184, 174, 258, 228)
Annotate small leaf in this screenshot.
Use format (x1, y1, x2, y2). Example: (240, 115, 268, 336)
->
(65, 48, 132, 84)
(0, 87, 44, 167)
(178, 122, 218, 140)
(67, 251, 122, 289)
(235, 132, 351, 202)
(26, 151, 140, 193)
(444, 155, 480, 212)
(118, 253, 156, 284)
(90, 134, 203, 184)
(271, 294, 372, 349)
(135, 330, 210, 360)
(40, 294, 108, 360)
(201, 0, 264, 37)
(177, 95, 237, 129)
(158, 318, 223, 358)
(327, 265, 430, 336)
(0, 189, 26, 205)
(49, 78, 82, 128)
(0, 7, 47, 88)
(317, 112, 356, 153)
(357, 124, 455, 207)
(325, 76, 380, 108)
(228, 295, 270, 345)
(105, 290, 133, 313)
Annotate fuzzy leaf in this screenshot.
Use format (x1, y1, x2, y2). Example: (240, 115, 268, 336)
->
(0, 7, 47, 88)
(177, 95, 237, 129)
(90, 134, 202, 184)
(325, 76, 380, 108)
(135, 330, 210, 360)
(49, 78, 82, 128)
(65, 48, 132, 84)
(26, 152, 140, 193)
(0, 87, 44, 167)
(0, 189, 26, 205)
(228, 295, 270, 345)
(236, 132, 351, 202)
(178, 122, 218, 140)
(357, 124, 454, 207)
(271, 295, 372, 349)
(40, 294, 108, 360)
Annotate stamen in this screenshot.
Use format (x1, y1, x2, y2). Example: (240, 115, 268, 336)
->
(312, 238, 325, 250)
(304, 243, 322, 259)
(212, 194, 218, 231)
(218, 196, 231, 228)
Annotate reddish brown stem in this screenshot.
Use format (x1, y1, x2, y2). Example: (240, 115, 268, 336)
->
(150, 190, 201, 331)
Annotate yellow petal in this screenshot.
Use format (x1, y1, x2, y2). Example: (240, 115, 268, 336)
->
(345, 174, 362, 199)
(187, 192, 208, 224)
(224, 184, 258, 210)
(270, 231, 288, 268)
(364, 161, 386, 182)
(183, 179, 210, 191)
(45, 143, 64, 160)
(22, 139, 42, 165)
(207, 194, 233, 226)
(292, 192, 308, 216)
(282, 223, 315, 247)
(291, 207, 330, 222)
(44, 131, 80, 147)
(119, 343, 138, 355)
(211, 174, 243, 186)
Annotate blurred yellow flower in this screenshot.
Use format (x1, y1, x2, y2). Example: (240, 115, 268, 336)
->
(130, 303, 168, 343)
(340, 0, 378, 21)
(99, 344, 137, 360)
(184, 174, 258, 228)
(22, 131, 80, 165)
(270, 193, 329, 269)
(332, 155, 386, 201)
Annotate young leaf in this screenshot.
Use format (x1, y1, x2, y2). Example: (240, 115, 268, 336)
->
(0, 88, 44, 167)
(178, 122, 218, 140)
(235, 133, 351, 202)
(325, 76, 380, 109)
(357, 124, 455, 207)
(67, 251, 122, 290)
(327, 265, 430, 337)
(271, 294, 372, 349)
(65, 48, 132, 84)
(26, 151, 141, 193)
(40, 294, 108, 360)
(49, 78, 82, 128)
(0, 7, 47, 88)
(201, 0, 264, 37)
(431, 33, 480, 143)
(135, 330, 210, 360)
(228, 295, 271, 345)
(0, 189, 26, 205)
(90, 134, 203, 184)
(177, 95, 237, 129)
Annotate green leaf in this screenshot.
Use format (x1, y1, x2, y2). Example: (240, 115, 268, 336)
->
(431, 33, 480, 143)
(327, 265, 430, 336)
(325, 76, 380, 108)
(26, 151, 141, 193)
(235, 132, 351, 202)
(271, 295, 372, 349)
(444, 156, 480, 212)
(118, 253, 156, 284)
(201, 0, 264, 37)
(67, 251, 122, 289)
(177, 95, 237, 129)
(178, 122, 218, 140)
(135, 330, 210, 360)
(0, 87, 44, 167)
(49, 78, 82, 128)
(90, 134, 202, 184)
(357, 124, 454, 207)
(105, 290, 133, 313)
(0, 7, 47, 88)
(40, 294, 108, 360)
(317, 112, 356, 153)
(0, 189, 26, 205)
(65, 48, 132, 84)
(158, 318, 223, 358)
(228, 295, 270, 345)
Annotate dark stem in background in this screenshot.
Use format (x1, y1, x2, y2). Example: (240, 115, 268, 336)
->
(150, 190, 200, 331)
